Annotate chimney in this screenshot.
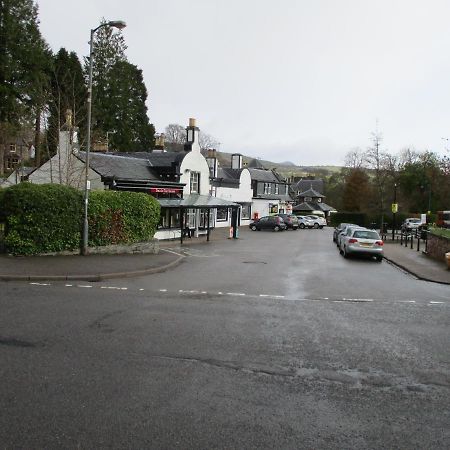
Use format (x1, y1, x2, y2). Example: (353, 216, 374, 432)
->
(231, 153, 243, 169)
(206, 148, 218, 178)
(184, 117, 200, 152)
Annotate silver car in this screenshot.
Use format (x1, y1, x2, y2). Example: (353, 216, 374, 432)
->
(336, 224, 359, 249)
(297, 216, 314, 229)
(340, 228, 384, 261)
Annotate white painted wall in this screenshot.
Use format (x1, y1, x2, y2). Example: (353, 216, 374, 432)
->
(214, 169, 253, 228)
(28, 130, 103, 190)
(252, 198, 280, 219)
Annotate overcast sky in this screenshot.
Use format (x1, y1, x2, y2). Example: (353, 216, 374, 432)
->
(36, 0, 450, 166)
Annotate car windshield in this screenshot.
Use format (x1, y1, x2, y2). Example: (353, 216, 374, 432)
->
(409, 219, 421, 223)
(353, 230, 380, 239)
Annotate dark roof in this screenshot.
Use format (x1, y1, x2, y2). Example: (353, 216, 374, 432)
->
(293, 201, 336, 212)
(247, 159, 267, 169)
(248, 168, 282, 183)
(78, 151, 159, 181)
(115, 151, 186, 167)
(298, 187, 325, 198)
(211, 167, 241, 188)
(292, 179, 324, 195)
(157, 194, 239, 209)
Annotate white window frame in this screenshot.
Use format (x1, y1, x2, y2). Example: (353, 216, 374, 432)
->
(190, 171, 200, 194)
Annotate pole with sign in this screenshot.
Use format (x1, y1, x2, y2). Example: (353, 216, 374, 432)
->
(391, 183, 398, 240)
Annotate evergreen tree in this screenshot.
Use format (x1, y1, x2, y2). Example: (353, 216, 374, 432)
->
(0, 0, 50, 124)
(105, 60, 155, 151)
(47, 48, 87, 156)
(87, 21, 127, 145)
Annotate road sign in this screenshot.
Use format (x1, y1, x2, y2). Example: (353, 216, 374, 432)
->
(391, 203, 398, 213)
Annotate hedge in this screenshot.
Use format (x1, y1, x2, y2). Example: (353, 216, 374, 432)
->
(0, 184, 161, 255)
(1, 183, 83, 255)
(88, 190, 160, 246)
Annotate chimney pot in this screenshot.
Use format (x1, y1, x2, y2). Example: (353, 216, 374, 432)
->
(189, 118, 196, 127)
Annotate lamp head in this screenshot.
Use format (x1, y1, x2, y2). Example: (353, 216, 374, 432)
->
(108, 20, 127, 30)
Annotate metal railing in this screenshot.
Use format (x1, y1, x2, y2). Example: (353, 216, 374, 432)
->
(381, 227, 428, 253)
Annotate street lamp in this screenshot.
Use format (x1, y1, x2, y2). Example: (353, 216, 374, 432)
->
(82, 20, 126, 255)
(392, 182, 398, 240)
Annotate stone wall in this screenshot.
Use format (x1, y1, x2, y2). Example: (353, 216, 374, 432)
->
(426, 233, 450, 262)
(42, 240, 159, 256)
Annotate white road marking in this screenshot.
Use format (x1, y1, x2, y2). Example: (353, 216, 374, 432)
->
(160, 248, 184, 257)
(30, 282, 50, 286)
(399, 300, 416, 303)
(78, 285, 92, 288)
(218, 292, 224, 295)
(227, 292, 246, 296)
(179, 290, 200, 294)
(159, 289, 167, 292)
(139, 288, 145, 291)
(65, 284, 73, 287)
(429, 301, 444, 304)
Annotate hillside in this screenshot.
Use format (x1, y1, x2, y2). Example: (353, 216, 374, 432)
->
(215, 151, 342, 179)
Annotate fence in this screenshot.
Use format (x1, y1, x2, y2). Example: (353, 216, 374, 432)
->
(380, 227, 428, 253)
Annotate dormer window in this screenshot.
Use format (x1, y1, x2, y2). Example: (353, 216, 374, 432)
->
(305, 196, 312, 202)
(275, 184, 279, 195)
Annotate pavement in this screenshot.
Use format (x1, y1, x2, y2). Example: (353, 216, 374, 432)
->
(0, 227, 449, 284)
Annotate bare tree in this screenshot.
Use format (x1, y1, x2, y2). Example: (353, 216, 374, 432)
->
(164, 124, 186, 144)
(344, 147, 366, 169)
(198, 131, 219, 151)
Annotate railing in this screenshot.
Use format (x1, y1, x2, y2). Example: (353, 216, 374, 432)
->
(380, 227, 428, 253)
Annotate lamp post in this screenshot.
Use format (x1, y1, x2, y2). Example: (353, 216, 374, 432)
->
(392, 182, 398, 240)
(82, 20, 126, 255)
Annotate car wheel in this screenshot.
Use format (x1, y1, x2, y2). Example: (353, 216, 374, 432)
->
(250, 225, 257, 231)
(376, 255, 383, 262)
(314, 223, 319, 229)
(299, 223, 305, 229)
(274, 225, 280, 232)
(343, 246, 349, 258)
(319, 226, 324, 229)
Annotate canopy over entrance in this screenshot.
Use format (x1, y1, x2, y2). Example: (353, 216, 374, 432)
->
(156, 194, 240, 243)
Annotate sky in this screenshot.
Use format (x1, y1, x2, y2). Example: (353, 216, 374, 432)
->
(36, 0, 450, 166)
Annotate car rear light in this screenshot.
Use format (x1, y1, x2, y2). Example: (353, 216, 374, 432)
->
(375, 241, 384, 246)
(348, 238, 358, 243)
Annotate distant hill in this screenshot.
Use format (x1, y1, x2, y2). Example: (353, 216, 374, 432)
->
(213, 151, 342, 179)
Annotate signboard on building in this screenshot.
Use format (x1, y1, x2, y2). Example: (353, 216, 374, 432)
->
(150, 187, 182, 194)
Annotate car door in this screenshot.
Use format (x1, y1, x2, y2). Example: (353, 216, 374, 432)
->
(258, 216, 269, 230)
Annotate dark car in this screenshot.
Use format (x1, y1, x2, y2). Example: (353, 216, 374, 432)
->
(249, 215, 287, 231)
(275, 214, 299, 230)
(333, 222, 354, 242)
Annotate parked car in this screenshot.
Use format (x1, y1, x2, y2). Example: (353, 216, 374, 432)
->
(337, 224, 360, 249)
(296, 216, 314, 229)
(401, 218, 423, 233)
(339, 227, 384, 261)
(333, 223, 353, 242)
(249, 215, 287, 231)
(306, 215, 327, 229)
(275, 214, 299, 230)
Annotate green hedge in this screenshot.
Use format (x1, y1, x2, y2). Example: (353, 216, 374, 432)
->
(88, 190, 160, 246)
(1, 184, 160, 255)
(1, 183, 83, 255)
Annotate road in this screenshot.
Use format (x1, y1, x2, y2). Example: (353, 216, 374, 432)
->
(1, 228, 449, 449)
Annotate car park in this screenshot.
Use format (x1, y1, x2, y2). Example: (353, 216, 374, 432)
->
(339, 227, 384, 261)
(296, 216, 314, 229)
(275, 214, 299, 230)
(306, 215, 327, 229)
(249, 215, 287, 232)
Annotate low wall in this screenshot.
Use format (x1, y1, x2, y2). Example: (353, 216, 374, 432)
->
(42, 240, 160, 256)
(427, 233, 450, 262)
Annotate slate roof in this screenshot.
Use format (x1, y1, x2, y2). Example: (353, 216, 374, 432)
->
(247, 159, 267, 169)
(115, 151, 186, 167)
(293, 201, 336, 213)
(248, 168, 282, 182)
(78, 151, 159, 181)
(292, 179, 324, 195)
(298, 187, 325, 198)
(211, 167, 242, 187)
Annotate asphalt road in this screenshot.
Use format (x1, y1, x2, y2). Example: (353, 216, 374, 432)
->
(1, 228, 449, 449)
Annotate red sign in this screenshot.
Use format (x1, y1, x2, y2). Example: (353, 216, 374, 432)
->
(150, 187, 182, 194)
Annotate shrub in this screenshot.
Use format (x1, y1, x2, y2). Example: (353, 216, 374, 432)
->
(88, 190, 160, 246)
(2, 183, 83, 255)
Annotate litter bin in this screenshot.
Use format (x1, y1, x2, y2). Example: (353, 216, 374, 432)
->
(446, 252, 450, 270)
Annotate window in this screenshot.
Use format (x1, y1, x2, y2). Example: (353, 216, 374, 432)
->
(216, 207, 228, 222)
(186, 209, 196, 228)
(264, 183, 271, 194)
(305, 196, 312, 202)
(190, 171, 200, 193)
(158, 208, 180, 229)
(9, 144, 16, 153)
(200, 209, 214, 227)
(274, 184, 279, 195)
(240, 204, 251, 220)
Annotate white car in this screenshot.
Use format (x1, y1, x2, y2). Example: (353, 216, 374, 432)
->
(337, 224, 361, 250)
(297, 216, 314, 229)
(401, 218, 422, 233)
(306, 215, 327, 229)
